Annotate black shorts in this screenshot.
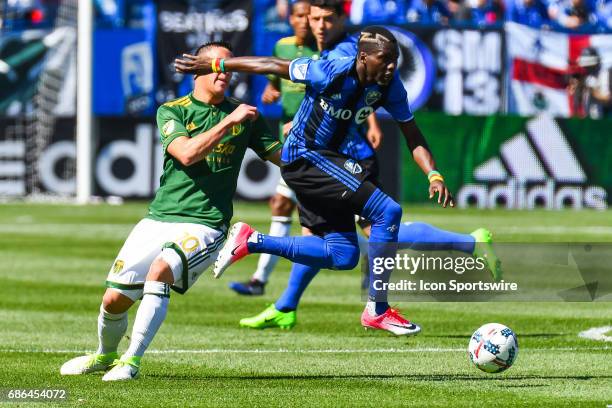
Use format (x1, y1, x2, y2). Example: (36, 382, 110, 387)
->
(281, 150, 381, 236)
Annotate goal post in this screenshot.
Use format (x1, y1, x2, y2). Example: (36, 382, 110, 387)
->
(76, 0, 93, 204)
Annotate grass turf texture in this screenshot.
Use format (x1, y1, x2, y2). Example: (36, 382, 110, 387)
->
(0, 202, 610, 407)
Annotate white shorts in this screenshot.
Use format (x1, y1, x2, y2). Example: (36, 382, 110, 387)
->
(105, 218, 225, 301)
(275, 176, 297, 203)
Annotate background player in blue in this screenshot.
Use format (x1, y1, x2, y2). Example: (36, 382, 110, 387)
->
(177, 26, 453, 335)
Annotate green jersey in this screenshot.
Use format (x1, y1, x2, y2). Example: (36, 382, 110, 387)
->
(148, 93, 281, 229)
(270, 36, 318, 122)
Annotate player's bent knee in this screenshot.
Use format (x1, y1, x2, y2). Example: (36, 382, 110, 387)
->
(146, 257, 175, 284)
(332, 246, 360, 270)
(102, 289, 134, 314)
(270, 194, 295, 216)
(326, 233, 360, 270)
(384, 200, 403, 224)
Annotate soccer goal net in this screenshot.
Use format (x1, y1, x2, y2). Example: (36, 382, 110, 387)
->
(0, 0, 80, 203)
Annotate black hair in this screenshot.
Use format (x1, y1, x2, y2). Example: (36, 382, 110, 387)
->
(309, 0, 345, 16)
(290, 0, 310, 14)
(194, 41, 233, 56)
(358, 26, 397, 54)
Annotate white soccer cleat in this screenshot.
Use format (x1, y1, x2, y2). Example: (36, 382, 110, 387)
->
(60, 353, 117, 375)
(213, 222, 256, 279)
(101, 358, 140, 382)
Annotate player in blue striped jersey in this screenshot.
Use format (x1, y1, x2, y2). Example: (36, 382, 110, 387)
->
(177, 26, 453, 335)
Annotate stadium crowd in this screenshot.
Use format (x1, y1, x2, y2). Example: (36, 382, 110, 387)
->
(1, 0, 611, 32)
(275, 0, 612, 31)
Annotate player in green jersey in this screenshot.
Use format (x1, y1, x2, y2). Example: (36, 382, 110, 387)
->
(60, 41, 281, 381)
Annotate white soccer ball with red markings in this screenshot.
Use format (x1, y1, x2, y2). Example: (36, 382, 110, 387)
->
(468, 323, 518, 373)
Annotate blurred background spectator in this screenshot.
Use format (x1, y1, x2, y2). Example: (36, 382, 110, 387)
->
(568, 46, 611, 117)
(466, 0, 504, 26)
(548, 0, 599, 30)
(508, 0, 551, 27)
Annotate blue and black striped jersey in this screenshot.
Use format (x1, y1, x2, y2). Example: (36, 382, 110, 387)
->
(281, 56, 414, 164)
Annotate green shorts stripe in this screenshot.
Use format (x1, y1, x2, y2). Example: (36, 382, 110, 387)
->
(105, 281, 145, 290)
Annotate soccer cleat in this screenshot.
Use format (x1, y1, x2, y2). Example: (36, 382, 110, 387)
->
(101, 356, 140, 382)
(239, 304, 297, 330)
(213, 222, 256, 279)
(60, 352, 118, 375)
(229, 278, 266, 296)
(471, 228, 503, 282)
(361, 307, 421, 336)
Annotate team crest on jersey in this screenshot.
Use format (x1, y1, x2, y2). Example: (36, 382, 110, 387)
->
(162, 120, 176, 137)
(365, 90, 382, 106)
(111, 260, 124, 274)
(344, 159, 363, 175)
(230, 123, 243, 136)
(291, 62, 309, 80)
(186, 122, 198, 132)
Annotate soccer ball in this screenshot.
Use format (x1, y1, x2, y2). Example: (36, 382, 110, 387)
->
(468, 323, 518, 373)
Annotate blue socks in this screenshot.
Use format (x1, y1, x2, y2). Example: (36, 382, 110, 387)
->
(247, 232, 359, 270)
(361, 189, 402, 315)
(398, 222, 475, 254)
(275, 263, 320, 312)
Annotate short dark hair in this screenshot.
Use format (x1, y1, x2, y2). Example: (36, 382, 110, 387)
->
(309, 0, 345, 16)
(358, 26, 397, 53)
(290, 0, 310, 14)
(194, 41, 233, 56)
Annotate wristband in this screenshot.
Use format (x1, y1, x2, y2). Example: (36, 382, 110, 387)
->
(427, 170, 441, 179)
(429, 175, 445, 184)
(219, 59, 225, 73)
(211, 58, 219, 73)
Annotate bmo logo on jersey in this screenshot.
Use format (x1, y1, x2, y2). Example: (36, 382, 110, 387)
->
(319, 99, 373, 124)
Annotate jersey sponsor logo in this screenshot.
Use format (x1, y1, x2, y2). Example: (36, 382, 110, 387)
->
(365, 90, 382, 106)
(111, 260, 124, 274)
(291, 62, 309, 80)
(355, 106, 374, 124)
(344, 159, 363, 175)
(319, 99, 374, 124)
(319, 99, 353, 120)
(331, 93, 342, 100)
(162, 120, 176, 137)
(212, 143, 236, 155)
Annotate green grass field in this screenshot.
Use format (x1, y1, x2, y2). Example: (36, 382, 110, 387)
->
(0, 202, 611, 407)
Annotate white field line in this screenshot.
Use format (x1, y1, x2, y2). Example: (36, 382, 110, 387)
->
(0, 347, 610, 354)
(578, 326, 612, 342)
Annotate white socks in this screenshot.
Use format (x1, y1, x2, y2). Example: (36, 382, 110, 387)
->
(123, 281, 170, 359)
(96, 305, 128, 355)
(252, 216, 292, 283)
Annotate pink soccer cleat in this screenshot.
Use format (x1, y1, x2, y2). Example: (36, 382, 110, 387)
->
(361, 307, 422, 336)
(213, 222, 256, 278)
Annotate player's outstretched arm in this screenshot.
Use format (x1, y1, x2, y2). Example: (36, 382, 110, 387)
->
(167, 104, 258, 166)
(398, 120, 454, 208)
(175, 54, 291, 80)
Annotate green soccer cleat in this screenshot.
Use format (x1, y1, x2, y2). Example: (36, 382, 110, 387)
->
(102, 355, 141, 382)
(239, 304, 297, 330)
(60, 352, 118, 375)
(471, 228, 503, 282)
